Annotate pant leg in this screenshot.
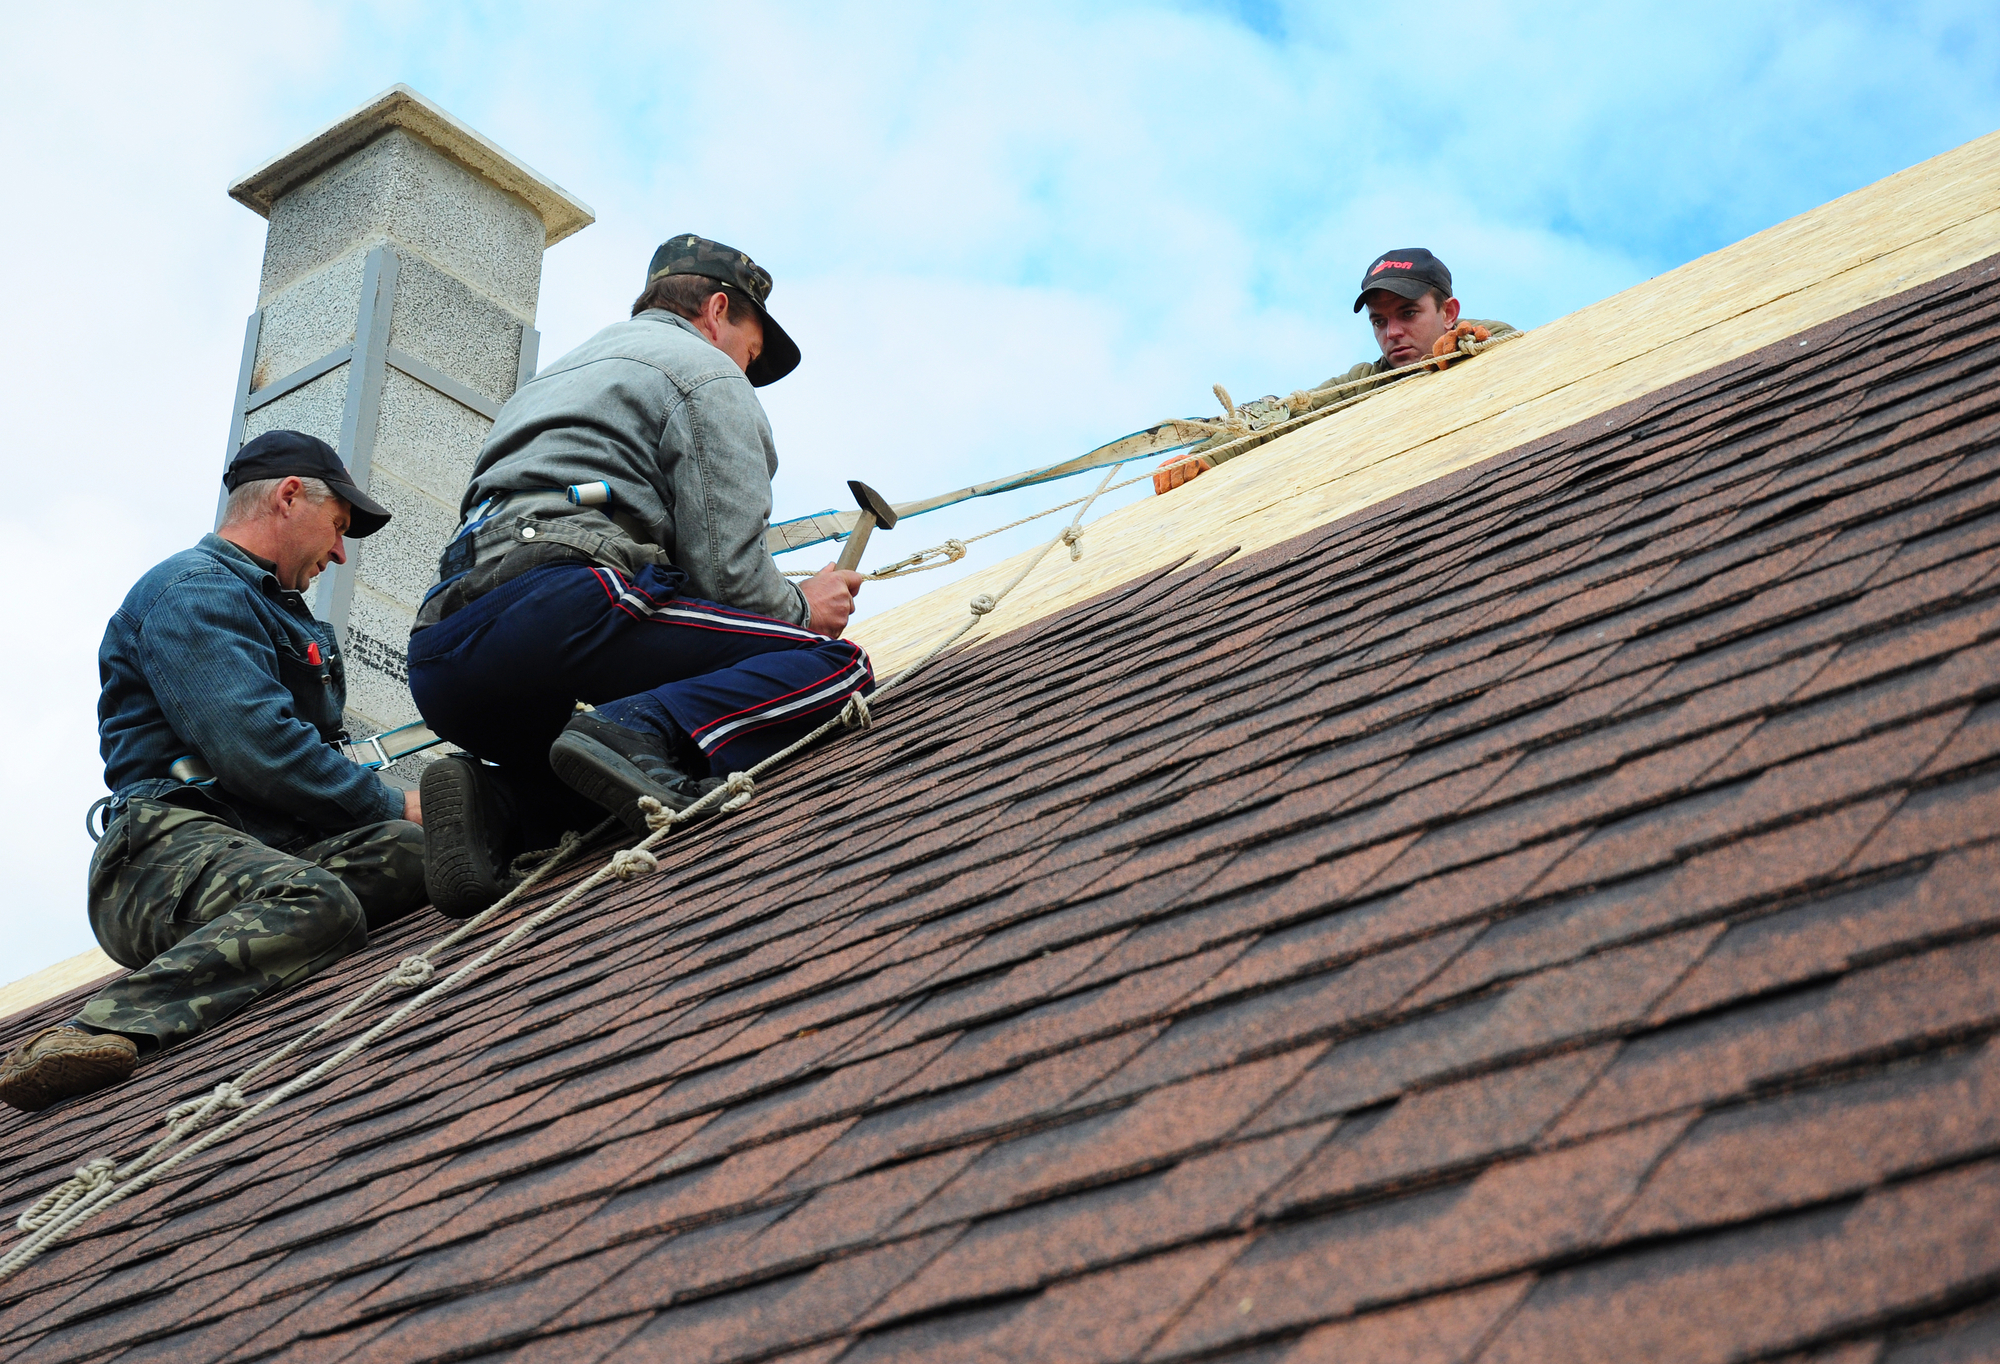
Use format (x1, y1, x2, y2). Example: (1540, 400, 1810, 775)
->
(577, 567, 873, 772)
(78, 797, 370, 1051)
(410, 561, 873, 785)
(298, 819, 429, 930)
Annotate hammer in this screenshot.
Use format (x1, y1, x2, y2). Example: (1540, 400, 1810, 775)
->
(835, 480, 899, 572)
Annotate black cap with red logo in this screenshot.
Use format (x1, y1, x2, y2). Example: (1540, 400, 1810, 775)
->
(1352, 247, 1453, 313)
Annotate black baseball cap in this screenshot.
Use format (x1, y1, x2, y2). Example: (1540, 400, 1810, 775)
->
(1353, 248, 1454, 313)
(224, 430, 391, 537)
(645, 233, 801, 387)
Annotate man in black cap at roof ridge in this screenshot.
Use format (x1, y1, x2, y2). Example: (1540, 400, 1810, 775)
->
(407, 233, 871, 918)
(1154, 247, 1518, 493)
(0, 430, 429, 1112)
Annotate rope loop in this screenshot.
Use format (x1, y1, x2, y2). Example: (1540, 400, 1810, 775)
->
(609, 848, 659, 880)
(719, 773, 757, 814)
(17, 1159, 115, 1232)
(968, 593, 998, 616)
(841, 693, 873, 731)
(390, 956, 435, 989)
(1061, 524, 1084, 561)
(164, 1081, 246, 1132)
(511, 827, 586, 878)
(638, 795, 674, 832)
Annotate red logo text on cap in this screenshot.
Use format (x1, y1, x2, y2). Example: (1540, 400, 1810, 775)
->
(1371, 259, 1416, 275)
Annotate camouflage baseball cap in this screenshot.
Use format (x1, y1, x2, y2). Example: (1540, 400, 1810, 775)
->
(645, 233, 801, 386)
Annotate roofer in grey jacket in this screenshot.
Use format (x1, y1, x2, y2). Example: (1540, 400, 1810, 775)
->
(408, 234, 869, 917)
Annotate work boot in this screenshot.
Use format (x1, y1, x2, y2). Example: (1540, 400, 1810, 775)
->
(0, 1025, 139, 1112)
(420, 753, 518, 920)
(548, 711, 718, 836)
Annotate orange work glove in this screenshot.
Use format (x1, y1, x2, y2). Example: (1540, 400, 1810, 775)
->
(1431, 322, 1492, 367)
(1153, 453, 1213, 495)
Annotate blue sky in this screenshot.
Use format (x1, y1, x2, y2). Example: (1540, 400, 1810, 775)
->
(2, 1, 1997, 977)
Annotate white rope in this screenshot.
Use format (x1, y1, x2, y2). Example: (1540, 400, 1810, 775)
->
(0, 336, 1510, 1275)
(15, 1159, 111, 1233)
(608, 848, 659, 880)
(781, 330, 1522, 586)
(389, 956, 434, 989)
(0, 821, 601, 1275)
(162, 1082, 246, 1132)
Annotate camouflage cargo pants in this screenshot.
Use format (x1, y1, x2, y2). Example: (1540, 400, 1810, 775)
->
(78, 797, 427, 1051)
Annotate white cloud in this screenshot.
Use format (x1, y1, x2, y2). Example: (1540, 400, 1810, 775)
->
(2, 0, 1996, 979)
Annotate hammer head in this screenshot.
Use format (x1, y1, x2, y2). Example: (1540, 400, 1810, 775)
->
(849, 480, 898, 530)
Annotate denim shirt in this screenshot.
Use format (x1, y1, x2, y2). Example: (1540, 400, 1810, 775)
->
(97, 534, 403, 846)
(447, 310, 810, 626)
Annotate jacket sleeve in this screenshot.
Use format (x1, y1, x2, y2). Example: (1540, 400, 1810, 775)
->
(135, 573, 404, 828)
(663, 372, 812, 626)
(1314, 359, 1387, 391)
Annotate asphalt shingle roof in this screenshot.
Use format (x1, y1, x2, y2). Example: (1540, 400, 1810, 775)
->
(5, 253, 2000, 1364)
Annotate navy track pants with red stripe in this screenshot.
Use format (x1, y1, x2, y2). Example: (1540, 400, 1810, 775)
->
(409, 561, 870, 838)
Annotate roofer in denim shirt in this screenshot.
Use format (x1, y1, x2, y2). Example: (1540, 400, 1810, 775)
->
(0, 432, 428, 1113)
(408, 234, 871, 919)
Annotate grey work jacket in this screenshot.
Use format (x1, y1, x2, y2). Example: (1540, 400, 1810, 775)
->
(421, 310, 809, 628)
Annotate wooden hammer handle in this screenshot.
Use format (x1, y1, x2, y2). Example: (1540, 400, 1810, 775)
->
(835, 513, 878, 572)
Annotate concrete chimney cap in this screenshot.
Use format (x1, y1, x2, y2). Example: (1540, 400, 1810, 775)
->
(228, 84, 596, 247)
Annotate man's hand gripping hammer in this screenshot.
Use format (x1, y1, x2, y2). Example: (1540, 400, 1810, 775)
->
(802, 480, 897, 639)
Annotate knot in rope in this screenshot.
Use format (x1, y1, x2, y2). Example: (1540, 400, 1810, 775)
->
(390, 956, 434, 989)
(841, 693, 873, 731)
(638, 795, 674, 832)
(1209, 383, 1257, 435)
(1285, 390, 1317, 417)
(968, 593, 998, 616)
(943, 538, 967, 562)
(609, 847, 659, 880)
(1061, 524, 1084, 561)
(511, 827, 586, 878)
(719, 773, 757, 813)
(17, 1159, 116, 1233)
(165, 1081, 246, 1132)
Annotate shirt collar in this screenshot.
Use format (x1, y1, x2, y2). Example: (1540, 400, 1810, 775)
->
(200, 532, 302, 605)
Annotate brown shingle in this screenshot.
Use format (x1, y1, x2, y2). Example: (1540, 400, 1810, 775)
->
(1274, 1047, 1617, 1209)
(1255, 927, 1716, 1128)
(845, 1241, 1240, 1364)
(1611, 1041, 2000, 1239)
(1652, 843, 2000, 1022)
(1478, 1160, 2000, 1364)
(1551, 935, 2000, 1140)
(1152, 1119, 1685, 1359)
(864, 1125, 1329, 1326)
(1273, 1277, 1531, 1364)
